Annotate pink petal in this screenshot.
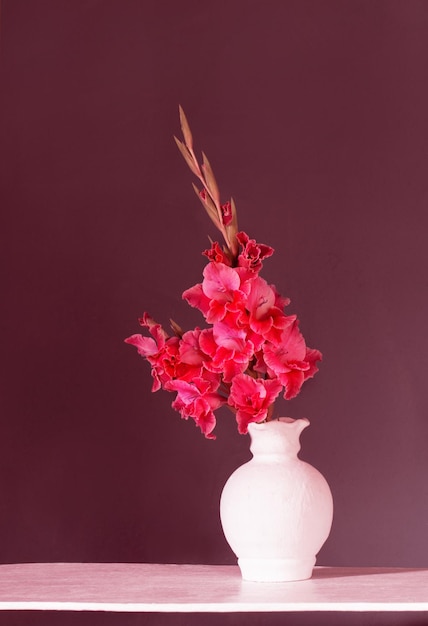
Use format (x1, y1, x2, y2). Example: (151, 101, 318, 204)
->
(247, 276, 275, 319)
(235, 409, 263, 435)
(167, 379, 199, 403)
(303, 348, 323, 380)
(280, 370, 305, 400)
(179, 329, 205, 365)
(124, 334, 158, 357)
(182, 283, 211, 315)
(213, 322, 246, 351)
(198, 329, 217, 357)
(202, 262, 240, 301)
(196, 412, 217, 439)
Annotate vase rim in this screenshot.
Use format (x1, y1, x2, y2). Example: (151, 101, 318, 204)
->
(250, 417, 310, 430)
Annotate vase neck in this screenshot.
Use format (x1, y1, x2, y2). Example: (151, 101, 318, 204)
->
(248, 418, 309, 459)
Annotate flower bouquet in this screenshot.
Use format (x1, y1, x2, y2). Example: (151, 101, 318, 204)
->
(125, 108, 322, 440)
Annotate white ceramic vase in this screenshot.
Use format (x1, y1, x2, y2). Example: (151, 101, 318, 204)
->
(219, 417, 333, 582)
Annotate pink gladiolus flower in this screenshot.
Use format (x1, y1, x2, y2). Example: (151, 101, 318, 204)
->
(124, 313, 168, 357)
(245, 277, 293, 347)
(125, 333, 180, 392)
(236, 231, 274, 273)
(228, 373, 283, 434)
(125, 315, 202, 391)
(166, 378, 225, 439)
(183, 262, 246, 323)
(199, 327, 254, 382)
(262, 320, 322, 399)
(127, 111, 323, 439)
(201, 262, 250, 324)
(203, 241, 232, 265)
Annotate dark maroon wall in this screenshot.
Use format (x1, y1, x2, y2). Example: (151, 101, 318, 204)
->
(1, 0, 428, 572)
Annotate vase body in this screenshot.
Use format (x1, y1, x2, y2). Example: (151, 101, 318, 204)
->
(219, 417, 333, 582)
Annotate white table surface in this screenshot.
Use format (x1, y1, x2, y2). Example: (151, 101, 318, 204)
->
(0, 563, 427, 613)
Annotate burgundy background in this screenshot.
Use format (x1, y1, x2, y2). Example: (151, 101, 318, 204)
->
(1, 0, 428, 589)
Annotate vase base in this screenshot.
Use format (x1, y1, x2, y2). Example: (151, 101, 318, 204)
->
(238, 557, 315, 582)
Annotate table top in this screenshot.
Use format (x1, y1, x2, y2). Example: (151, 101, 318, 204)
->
(0, 563, 427, 613)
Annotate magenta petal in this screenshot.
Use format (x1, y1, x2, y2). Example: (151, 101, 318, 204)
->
(228, 373, 282, 427)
